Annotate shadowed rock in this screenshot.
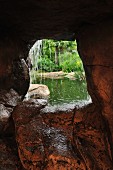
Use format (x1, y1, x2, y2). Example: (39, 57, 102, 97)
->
(0, 89, 21, 135)
(0, 137, 24, 170)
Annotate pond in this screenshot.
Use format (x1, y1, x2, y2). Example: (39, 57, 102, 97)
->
(31, 76, 90, 106)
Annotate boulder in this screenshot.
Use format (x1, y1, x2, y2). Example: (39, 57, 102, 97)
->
(0, 89, 21, 135)
(27, 84, 50, 99)
(12, 59, 30, 97)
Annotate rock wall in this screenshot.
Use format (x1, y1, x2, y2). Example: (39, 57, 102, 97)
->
(0, 10, 113, 169)
(77, 20, 113, 162)
(1, 1, 113, 41)
(0, 37, 29, 92)
(1, 99, 113, 169)
(0, 38, 30, 169)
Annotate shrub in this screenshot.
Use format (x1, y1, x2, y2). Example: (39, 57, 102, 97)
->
(30, 39, 84, 75)
(59, 52, 83, 73)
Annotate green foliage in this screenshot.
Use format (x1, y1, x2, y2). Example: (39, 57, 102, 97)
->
(31, 39, 84, 76)
(59, 51, 83, 73)
(38, 55, 60, 72)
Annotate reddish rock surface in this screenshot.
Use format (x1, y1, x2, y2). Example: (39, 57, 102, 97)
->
(77, 21, 113, 160)
(12, 99, 113, 170)
(1, 1, 113, 169)
(74, 104, 113, 169)
(13, 99, 87, 169)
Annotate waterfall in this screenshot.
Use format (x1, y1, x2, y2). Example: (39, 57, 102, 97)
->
(27, 39, 89, 106)
(48, 43, 52, 72)
(29, 40, 43, 84)
(29, 40, 42, 71)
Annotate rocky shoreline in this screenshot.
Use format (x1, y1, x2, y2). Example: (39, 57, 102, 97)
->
(31, 71, 76, 80)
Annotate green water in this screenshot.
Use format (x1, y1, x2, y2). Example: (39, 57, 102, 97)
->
(32, 77, 90, 106)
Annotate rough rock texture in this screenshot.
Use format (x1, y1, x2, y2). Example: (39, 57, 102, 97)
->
(0, 55, 29, 134)
(74, 104, 113, 169)
(0, 56, 29, 97)
(0, 41, 30, 168)
(11, 99, 113, 170)
(0, 89, 21, 135)
(77, 21, 113, 162)
(1, 1, 113, 169)
(0, 38, 27, 86)
(12, 59, 30, 96)
(0, 35, 30, 96)
(12, 99, 84, 170)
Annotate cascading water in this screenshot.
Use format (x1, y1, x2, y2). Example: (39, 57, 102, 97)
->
(29, 40, 42, 83)
(28, 39, 91, 107)
(29, 40, 42, 70)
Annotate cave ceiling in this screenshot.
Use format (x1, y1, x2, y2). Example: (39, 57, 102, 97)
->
(1, 0, 113, 43)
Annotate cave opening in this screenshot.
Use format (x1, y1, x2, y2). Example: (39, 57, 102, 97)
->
(26, 39, 91, 107)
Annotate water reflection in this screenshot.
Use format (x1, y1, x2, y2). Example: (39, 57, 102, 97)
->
(31, 77, 90, 106)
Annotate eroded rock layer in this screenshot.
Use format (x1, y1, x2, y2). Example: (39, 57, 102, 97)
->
(77, 21, 113, 159)
(12, 99, 77, 169)
(10, 100, 113, 169)
(0, 1, 113, 169)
